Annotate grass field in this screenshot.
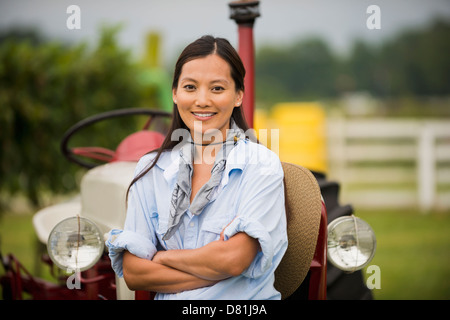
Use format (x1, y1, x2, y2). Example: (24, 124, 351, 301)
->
(358, 208, 450, 300)
(1, 208, 449, 300)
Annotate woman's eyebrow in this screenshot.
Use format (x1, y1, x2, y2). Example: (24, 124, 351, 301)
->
(179, 77, 198, 84)
(180, 77, 230, 85)
(210, 79, 230, 85)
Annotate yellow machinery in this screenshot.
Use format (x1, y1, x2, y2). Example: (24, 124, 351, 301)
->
(254, 102, 327, 173)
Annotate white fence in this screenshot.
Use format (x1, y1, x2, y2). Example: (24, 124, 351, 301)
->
(327, 118, 450, 212)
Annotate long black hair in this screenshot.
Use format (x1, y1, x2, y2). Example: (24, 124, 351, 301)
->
(127, 35, 250, 194)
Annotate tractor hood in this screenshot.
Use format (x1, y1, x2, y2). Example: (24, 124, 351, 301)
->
(80, 161, 137, 235)
(33, 161, 137, 244)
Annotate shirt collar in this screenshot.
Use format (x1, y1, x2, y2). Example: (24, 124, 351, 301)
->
(221, 139, 247, 187)
(155, 150, 179, 184)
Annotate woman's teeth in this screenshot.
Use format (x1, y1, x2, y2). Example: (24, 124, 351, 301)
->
(193, 113, 214, 117)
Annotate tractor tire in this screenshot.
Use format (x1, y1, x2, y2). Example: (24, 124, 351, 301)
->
(311, 170, 374, 300)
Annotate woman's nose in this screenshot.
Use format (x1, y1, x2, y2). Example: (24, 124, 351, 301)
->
(195, 88, 211, 107)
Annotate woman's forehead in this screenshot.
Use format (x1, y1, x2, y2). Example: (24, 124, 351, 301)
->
(179, 54, 232, 82)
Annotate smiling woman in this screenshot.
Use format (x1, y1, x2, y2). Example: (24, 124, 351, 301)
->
(105, 35, 288, 300)
(173, 54, 243, 142)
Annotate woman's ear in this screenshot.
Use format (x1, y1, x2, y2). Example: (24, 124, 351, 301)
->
(172, 88, 178, 104)
(235, 90, 244, 107)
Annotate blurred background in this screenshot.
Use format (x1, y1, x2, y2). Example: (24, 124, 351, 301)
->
(1, 0, 449, 299)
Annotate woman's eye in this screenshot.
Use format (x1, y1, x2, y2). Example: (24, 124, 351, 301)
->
(212, 86, 225, 92)
(183, 84, 196, 91)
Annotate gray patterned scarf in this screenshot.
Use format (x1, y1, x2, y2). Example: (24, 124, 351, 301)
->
(163, 120, 245, 240)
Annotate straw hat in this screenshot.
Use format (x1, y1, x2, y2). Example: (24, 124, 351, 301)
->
(274, 162, 322, 299)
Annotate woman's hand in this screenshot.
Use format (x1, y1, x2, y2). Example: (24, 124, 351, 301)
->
(219, 217, 236, 241)
(151, 250, 167, 265)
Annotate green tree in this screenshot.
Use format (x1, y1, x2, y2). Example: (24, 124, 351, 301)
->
(0, 26, 155, 210)
(349, 19, 450, 97)
(256, 38, 338, 106)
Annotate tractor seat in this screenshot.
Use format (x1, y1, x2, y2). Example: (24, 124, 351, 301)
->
(113, 131, 165, 162)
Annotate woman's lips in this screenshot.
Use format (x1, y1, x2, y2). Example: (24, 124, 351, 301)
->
(192, 112, 216, 120)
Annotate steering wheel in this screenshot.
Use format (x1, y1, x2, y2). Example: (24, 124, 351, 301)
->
(61, 108, 172, 168)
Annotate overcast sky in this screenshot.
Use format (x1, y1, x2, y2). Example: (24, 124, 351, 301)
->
(1, 0, 449, 64)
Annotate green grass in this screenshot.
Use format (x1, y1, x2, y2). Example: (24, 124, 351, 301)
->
(358, 208, 450, 300)
(0, 212, 57, 296)
(1, 209, 450, 300)
(0, 213, 39, 272)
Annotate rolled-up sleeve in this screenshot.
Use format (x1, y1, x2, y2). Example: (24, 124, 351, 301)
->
(105, 229, 157, 277)
(105, 155, 159, 277)
(223, 150, 287, 279)
(222, 216, 274, 278)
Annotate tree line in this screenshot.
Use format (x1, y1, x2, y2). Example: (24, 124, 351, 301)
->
(255, 19, 450, 107)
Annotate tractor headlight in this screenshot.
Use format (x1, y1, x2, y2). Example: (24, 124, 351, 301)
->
(327, 215, 376, 272)
(47, 216, 104, 271)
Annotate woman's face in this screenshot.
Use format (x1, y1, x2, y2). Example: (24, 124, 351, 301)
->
(173, 54, 243, 143)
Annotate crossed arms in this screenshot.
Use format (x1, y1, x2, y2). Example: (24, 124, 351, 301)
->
(122, 231, 259, 293)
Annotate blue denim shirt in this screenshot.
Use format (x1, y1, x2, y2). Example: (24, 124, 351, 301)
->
(106, 139, 287, 300)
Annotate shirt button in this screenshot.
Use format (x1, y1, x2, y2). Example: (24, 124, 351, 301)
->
(189, 222, 195, 227)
